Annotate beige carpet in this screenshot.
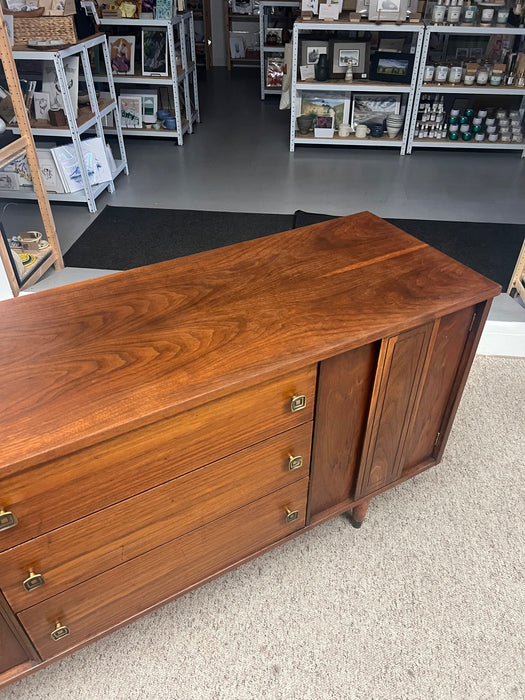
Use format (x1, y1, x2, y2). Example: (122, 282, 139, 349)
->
(5, 356, 524, 700)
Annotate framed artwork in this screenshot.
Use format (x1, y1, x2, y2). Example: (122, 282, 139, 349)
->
(155, 0, 173, 19)
(119, 95, 142, 128)
(142, 29, 168, 76)
(368, 0, 408, 21)
(229, 34, 246, 59)
(298, 91, 350, 129)
(369, 52, 415, 84)
(266, 57, 284, 88)
(36, 148, 65, 193)
(41, 56, 79, 118)
(0, 171, 19, 191)
(300, 40, 329, 66)
(120, 89, 158, 124)
(109, 36, 135, 75)
(330, 41, 370, 77)
(264, 28, 283, 46)
(350, 93, 401, 129)
(33, 92, 50, 121)
(301, 0, 319, 11)
(232, 0, 253, 13)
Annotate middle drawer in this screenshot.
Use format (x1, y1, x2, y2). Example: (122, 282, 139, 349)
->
(0, 423, 312, 613)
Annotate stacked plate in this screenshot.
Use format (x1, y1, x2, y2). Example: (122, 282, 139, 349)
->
(386, 114, 404, 138)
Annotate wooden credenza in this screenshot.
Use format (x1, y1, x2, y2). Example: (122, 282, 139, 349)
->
(0, 212, 500, 688)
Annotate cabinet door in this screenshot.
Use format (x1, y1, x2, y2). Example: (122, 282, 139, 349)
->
(401, 305, 477, 475)
(354, 323, 433, 499)
(308, 342, 379, 524)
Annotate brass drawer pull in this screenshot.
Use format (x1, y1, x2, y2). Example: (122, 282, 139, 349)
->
(0, 508, 18, 532)
(288, 455, 303, 471)
(23, 570, 46, 592)
(51, 622, 70, 641)
(290, 395, 306, 412)
(285, 507, 299, 524)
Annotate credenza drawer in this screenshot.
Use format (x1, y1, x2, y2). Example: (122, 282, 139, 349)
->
(0, 366, 316, 550)
(0, 423, 312, 612)
(18, 477, 309, 660)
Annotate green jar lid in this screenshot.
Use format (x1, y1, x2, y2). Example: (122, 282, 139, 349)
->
(465, 108, 474, 117)
(462, 132, 472, 141)
(472, 124, 482, 133)
(460, 116, 469, 124)
(449, 132, 459, 140)
(449, 116, 458, 124)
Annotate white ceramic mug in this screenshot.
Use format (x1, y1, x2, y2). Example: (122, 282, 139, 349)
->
(355, 124, 370, 139)
(338, 123, 351, 138)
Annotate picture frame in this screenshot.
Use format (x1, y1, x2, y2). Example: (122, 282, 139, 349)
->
(33, 91, 50, 121)
(329, 40, 370, 78)
(368, 0, 408, 21)
(41, 55, 79, 118)
(314, 114, 334, 138)
(297, 91, 350, 129)
(118, 95, 143, 128)
(369, 51, 415, 83)
(142, 29, 168, 77)
(350, 93, 401, 129)
(266, 57, 284, 88)
(232, 0, 253, 13)
(300, 40, 329, 66)
(120, 89, 158, 124)
(301, 0, 319, 12)
(155, 0, 173, 19)
(264, 28, 283, 46)
(36, 147, 65, 193)
(108, 35, 135, 75)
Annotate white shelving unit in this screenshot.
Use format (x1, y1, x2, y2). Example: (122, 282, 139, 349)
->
(406, 25, 525, 156)
(98, 12, 200, 143)
(259, 0, 299, 100)
(290, 20, 425, 154)
(9, 33, 128, 213)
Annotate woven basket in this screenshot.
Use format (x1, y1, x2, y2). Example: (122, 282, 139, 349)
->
(13, 16, 77, 45)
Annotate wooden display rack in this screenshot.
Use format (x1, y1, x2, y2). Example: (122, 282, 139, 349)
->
(508, 238, 525, 305)
(0, 5, 64, 297)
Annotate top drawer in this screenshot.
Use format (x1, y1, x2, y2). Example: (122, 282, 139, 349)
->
(0, 366, 316, 550)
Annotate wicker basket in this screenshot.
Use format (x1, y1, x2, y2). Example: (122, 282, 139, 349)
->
(13, 16, 77, 45)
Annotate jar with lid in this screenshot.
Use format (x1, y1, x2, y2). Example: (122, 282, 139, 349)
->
(432, 0, 447, 22)
(461, 0, 477, 23)
(447, 0, 462, 23)
(480, 5, 495, 25)
(435, 64, 449, 82)
(476, 62, 490, 84)
(448, 64, 463, 83)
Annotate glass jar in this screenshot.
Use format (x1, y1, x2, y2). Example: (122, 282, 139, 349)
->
(432, 1, 447, 22)
(448, 65, 463, 83)
(423, 64, 435, 82)
(496, 7, 510, 23)
(480, 6, 495, 24)
(435, 65, 449, 83)
(476, 64, 490, 85)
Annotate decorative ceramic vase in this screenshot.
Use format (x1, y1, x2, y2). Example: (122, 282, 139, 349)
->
(297, 114, 314, 134)
(315, 54, 329, 81)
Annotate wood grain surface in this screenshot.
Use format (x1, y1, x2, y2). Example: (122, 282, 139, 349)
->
(0, 423, 312, 611)
(19, 478, 309, 660)
(0, 212, 500, 473)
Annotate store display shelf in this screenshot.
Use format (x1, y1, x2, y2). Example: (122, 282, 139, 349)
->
(411, 139, 525, 150)
(419, 83, 525, 95)
(3, 160, 127, 203)
(294, 133, 403, 146)
(102, 121, 190, 137)
(422, 24, 525, 35)
(296, 19, 424, 32)
(263, 45, 286, 53)
(100, 17, 183, 27)
(92, 64, 195, 86)
(9, 99, 115, 137)
(296, 80, 413, 93)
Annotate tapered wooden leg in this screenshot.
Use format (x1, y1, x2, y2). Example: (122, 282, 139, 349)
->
(348, 499, 371, 528)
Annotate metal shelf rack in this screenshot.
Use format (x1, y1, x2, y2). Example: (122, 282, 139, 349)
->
(259, 0, 299, 100)
(406, 24, 525, 156)
(98, 12, 200, 143)
(290, 20, 426, 154)
(10, 33, 129, 213)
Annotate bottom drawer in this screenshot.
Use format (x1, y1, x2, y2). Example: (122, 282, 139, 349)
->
(19, 478, 308, 660)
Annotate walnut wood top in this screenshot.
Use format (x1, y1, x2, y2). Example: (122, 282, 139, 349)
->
(0, 212, 500, 472)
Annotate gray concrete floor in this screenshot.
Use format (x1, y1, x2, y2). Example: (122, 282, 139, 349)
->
(2, 67, 525, 286)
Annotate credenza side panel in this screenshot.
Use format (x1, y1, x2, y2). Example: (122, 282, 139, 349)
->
(307, 343, 379, 522)
(0, 592, 37, 675)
